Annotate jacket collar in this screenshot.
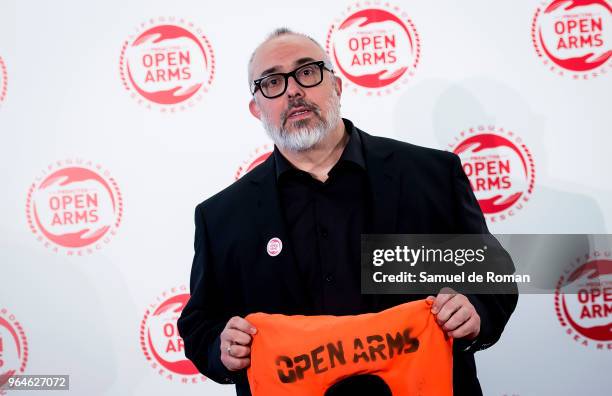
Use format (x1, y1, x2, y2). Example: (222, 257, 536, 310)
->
(248, 118, 400, 233)
(272, 118, 367, 180)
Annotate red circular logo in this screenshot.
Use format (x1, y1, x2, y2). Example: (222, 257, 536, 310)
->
(326, 3, 420, 96)
(0, 56, 7, 106)
(531, 0, 612, 78)
(554, 251, 612, 349)
(25, 159, 123, 255)
(448, 126, 536, 223)
(0, 308, 28, 388)
(235, 145, 273, 180)
(140, 286, 206, 383)
(267, 237, 283, 257)
(119, 17, 215, 111)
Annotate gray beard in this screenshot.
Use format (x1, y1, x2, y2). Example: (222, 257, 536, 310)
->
(260, 91, 341, 152)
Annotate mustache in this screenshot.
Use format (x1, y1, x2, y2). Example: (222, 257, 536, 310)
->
(281, 99, 321, 125)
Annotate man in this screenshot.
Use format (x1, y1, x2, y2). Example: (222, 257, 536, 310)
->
(178, 28, 518, 395)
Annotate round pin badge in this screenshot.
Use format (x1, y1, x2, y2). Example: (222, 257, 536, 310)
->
(267, 237, 282, 257)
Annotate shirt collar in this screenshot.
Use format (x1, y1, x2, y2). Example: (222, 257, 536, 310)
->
(273, 118, 366, 180)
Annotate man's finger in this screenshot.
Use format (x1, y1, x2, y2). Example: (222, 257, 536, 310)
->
(223, 355, 251, 371)
(223, 328, 252, 346)
(226, 316, 257, 335)
(435, 296, 461, 323)
(228, 344, 251, 358)
(441, 306, 471, 332)
(449, 315, 480, 339)
(431, 288, 457, 314)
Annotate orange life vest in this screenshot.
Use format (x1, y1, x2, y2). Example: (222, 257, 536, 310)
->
(246, 299, 453, 396)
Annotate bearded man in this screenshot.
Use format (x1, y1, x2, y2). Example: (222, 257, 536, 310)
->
(178, 28, 517, 396)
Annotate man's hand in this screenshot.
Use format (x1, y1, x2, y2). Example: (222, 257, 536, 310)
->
(220, 316, 257, 371)
(427, 288, 480, 340)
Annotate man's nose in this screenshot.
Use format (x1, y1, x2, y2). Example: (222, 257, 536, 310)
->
(285, 75, 305, 98)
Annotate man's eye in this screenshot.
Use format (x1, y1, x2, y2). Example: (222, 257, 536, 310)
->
(300, 67, 315, 76)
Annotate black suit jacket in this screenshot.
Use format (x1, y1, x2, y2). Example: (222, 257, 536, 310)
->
(178, 121, 518, 396)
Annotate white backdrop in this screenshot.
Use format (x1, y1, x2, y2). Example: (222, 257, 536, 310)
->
(1, 0, 611, 395)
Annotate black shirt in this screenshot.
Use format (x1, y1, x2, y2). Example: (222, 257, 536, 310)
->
(274, 119, 372, 315)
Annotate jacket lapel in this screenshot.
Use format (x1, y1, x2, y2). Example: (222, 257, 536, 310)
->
(248, 155, 310, 312)
(359, 129, 402, 310)
(360, 130, 400, 234)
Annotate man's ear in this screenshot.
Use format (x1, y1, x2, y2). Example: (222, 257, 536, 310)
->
(334, 75, 343, 98)
(249, 98, 261, 120)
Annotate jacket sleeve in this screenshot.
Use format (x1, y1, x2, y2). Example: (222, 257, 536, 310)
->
(449, 153, 519, 352)
(177, 203, 246, 384)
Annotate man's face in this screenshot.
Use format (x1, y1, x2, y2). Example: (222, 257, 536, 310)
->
(249, 34, 343, 151)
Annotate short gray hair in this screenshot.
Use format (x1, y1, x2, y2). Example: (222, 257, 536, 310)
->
(247, 27, 334, 90)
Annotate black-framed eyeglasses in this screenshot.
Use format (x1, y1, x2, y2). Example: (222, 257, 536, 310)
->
(251, 61, 334, 99)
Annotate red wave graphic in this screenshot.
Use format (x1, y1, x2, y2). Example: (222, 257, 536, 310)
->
(128, 25, 208, 105)
(339, 9, 413, 50)
(562, 295, 612, 341)
(246, 152, 272, 173)
(0, 316, 21, 360)
(126, 63, 203, 105)
(545, 0, 612, 13)
(334, 61, 408, 88)
(454, 134, 528, 177)
(0, 370, 16, 388)
(153, 294, 190, 316)
(476, 192, 523, 214)
(33, 203, 110, 248)
(147, 329, 199, 375)
(333, 9, 412, 88)
(568, 259, 612, 282)
(538, 30, 612, 71)
(132, 25, 208, 68)
(39, 167, 116, 212)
